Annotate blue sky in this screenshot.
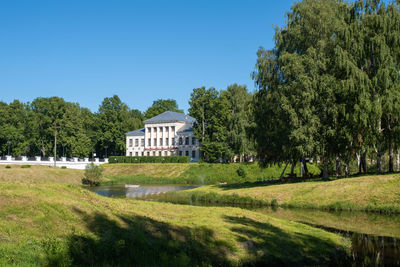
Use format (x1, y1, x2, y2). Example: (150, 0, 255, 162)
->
(0, 0, 294, 112)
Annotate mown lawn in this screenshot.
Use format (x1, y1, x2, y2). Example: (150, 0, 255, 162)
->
(101, 162, 320, 185)
(0, 180, 350, 266)
(156, 173, 400, 213)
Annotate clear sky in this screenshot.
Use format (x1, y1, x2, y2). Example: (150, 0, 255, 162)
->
(0, 0, 295, 113)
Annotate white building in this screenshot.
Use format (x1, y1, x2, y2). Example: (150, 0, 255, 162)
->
(125, 111, 199, 162)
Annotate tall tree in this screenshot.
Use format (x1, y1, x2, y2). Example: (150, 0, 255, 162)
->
(96, 95, 143, 156)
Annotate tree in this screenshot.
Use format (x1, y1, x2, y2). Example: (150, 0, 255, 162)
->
(96, 95, 143, 156)
(221, 84, 254, 162)
(144, 99, 183, 119)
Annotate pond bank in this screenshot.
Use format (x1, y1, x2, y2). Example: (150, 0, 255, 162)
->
(147, 173, 400, 214)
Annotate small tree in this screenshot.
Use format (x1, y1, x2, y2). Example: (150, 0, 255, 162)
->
(82, 163, 103, 186)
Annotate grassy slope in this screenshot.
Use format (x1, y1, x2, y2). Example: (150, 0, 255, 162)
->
(164, 174, 400, 213)
(0, 167, 349, 266)
(0, 165, 83, 184)
(102, 162, 320, 185)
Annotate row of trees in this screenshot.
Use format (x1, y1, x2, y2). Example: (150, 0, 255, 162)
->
(188, 84, 255, 162)
(0, 96, 182, 158)
(252, 0, 400, 176)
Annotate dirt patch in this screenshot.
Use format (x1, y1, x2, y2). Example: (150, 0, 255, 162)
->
(6, 214, 18, 220)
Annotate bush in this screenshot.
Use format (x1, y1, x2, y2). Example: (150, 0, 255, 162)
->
(108, 156, 190, 164)
(21, 165, 31, 168)
(271, 199, 279, 207)
(236, 166, 247, 178)
(61, 166, 67, 169)
(82, 163, 103, 186)
(5, 165, 11, 169)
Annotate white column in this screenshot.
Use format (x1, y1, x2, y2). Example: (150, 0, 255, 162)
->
(22, 156, 27, 161)
(35, 156, 41, 161)
(6, 155, 12, 161)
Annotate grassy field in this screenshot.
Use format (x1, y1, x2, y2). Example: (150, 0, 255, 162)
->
(154, 173, 400, 213)
(0, 166, 351, 266)
(102, 162, 320, 185)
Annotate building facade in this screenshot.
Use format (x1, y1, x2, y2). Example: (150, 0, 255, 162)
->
(125, 111, 199, 162)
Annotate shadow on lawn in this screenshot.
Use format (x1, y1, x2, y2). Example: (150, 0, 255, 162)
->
(224, 215, 351, 266)
(43, 208, 233, 266)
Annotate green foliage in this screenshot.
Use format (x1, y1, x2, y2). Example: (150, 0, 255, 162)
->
(61, 166, 67, 169)
(5, 165, 11, 169)
(251, 0, 400, 176)
(108, 156, 189, 164)
(144, 99, 183, 119)
(236, 166, 247, 178)
(82, 163, 104, 186)
(20, 165, 31, 168)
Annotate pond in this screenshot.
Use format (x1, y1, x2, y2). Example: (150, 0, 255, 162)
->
(90, 185, 400, 265)
(89, 184, 203, 199)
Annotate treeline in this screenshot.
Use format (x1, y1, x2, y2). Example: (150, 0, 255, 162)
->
(0, 96, 183, 158)
(188, 84, 255, 162)
(252, 0, 400, 176)
(0, 85, 256, 162)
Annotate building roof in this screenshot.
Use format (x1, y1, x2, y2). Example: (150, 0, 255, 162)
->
(125, 128, 145, 136)
(144, 111, 196, 124)
(177, 127, 194, 135)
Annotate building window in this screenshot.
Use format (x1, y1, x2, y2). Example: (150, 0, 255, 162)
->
(147, 127, 151, 133)
(129, 139, 133, 147)
(172, 138, 175, 146)
(185, 151, 189, 156)
(159, 127, 163, 132)
(142, 152, 144, 156)
(159, 151, 162, 156)
(166, 138, 169, 146)
(141, 139, 144, 146)
(159, 138, 163, 146)
(192, 151, 196, 158)
(153, 151, 156, 156)
(172, 126, 175, 132)
(148, 138, 151, 146)
(165, 126, 169, 132)
(179, 137, 183, 145)
(147, 152, 150, 156)
(179, 151, 182, 156)
(129, 152, 132, 156)
(164, 151, 168, 156)
(192, 137, 196, 145)
(185, 137, 189, 145)
(135, 152, 138, 156)
(153, 127, 157, 133)
(135, 139, 139, 147)
(154, 138, 157, 146)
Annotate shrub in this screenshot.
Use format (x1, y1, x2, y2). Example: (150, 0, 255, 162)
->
(21, 165, 31, 168)
(61, 166, 67, 169)
(5, 165, 11, 169)
(271, 199, 279, 207)
(82, 163, 103, 186)
(237, 166, 247, 178)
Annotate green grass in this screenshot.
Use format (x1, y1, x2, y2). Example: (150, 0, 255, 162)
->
(156, 173, 400, 214)
(0, 174, 351, 265)
(102, 162, 320, 185)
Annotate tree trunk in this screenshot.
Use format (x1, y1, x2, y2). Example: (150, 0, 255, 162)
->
(377, 150, 382, 173)
(357, 152, 361, 174)
(396, 152, 399, 172)
(344, 162, 350, 177)
(361, 151, 367, 174)
(323, 158, 329, 179)
(302, 159, 309, 174)
(290, 161, 296, 175)
(389, 136, 394, 172)
(335, 157, 341, 177)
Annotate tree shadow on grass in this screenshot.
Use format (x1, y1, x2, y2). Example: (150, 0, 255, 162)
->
(223, 215, 351, 266)
(45, 208, 235, 266)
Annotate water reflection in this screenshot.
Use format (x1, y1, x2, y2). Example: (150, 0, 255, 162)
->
(90, 185, 203, 199)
